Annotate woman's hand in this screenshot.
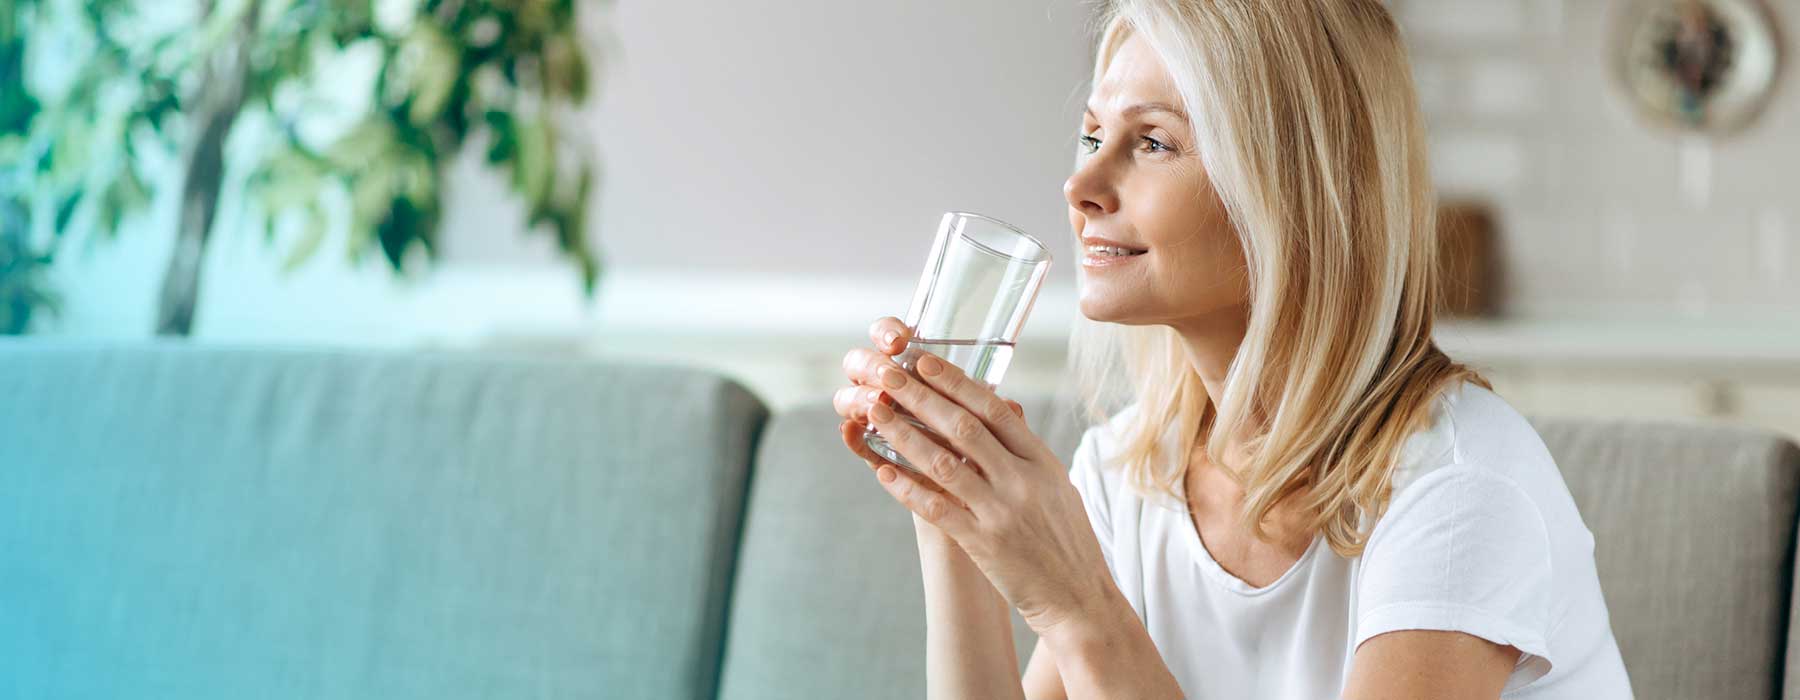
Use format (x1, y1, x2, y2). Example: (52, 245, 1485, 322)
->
(832, 317, 1025, 510)
(836, 318, 1117, 636)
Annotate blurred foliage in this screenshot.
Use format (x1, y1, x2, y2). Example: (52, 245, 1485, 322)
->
(2, 0, 608, 335)
(0, 0, 57, 334)
(0, 199, 59, 336)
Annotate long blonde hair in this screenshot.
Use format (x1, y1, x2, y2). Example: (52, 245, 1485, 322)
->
(1066, 0, 1490, 557)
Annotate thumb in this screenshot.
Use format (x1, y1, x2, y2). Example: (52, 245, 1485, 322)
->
(1007, 399, 1024, 417)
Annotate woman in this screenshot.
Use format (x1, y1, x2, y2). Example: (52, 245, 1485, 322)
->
(832, 2, 1631, 698)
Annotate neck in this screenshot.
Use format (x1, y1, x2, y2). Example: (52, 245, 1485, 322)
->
(1169, 302, 1257, 446)
(1171, 304, 1311, 543)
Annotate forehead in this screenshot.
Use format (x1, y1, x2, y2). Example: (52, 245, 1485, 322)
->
(1091, 33, 1180, 109)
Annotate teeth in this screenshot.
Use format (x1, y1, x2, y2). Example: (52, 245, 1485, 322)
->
(1086, 245, 1144, 257)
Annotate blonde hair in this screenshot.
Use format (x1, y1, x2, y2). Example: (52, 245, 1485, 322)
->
(1066, 0, 1490, 557)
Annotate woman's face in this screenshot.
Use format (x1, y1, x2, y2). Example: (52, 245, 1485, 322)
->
(1065, 33, 1248, 330)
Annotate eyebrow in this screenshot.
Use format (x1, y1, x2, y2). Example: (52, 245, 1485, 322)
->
(1084, 101, 1189, 122)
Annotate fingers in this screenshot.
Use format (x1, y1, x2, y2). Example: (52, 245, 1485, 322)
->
(838, 416, 888, 464)
(866, 397, 997, 514)
(841, 419, 971, 507)
(908, 351, 1044, 464)
(871, 456, 977, 536)
(841, 347, 900, 388)
(870, 357, 1018, 474)
(832, 383, 890, 422)
(838, 419, 966, 502)
(867, 317, 912, 356)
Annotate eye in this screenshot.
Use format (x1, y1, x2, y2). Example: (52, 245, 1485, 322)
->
(1075, 132, 1172, 156)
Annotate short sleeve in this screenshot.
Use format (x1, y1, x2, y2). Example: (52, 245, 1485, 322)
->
(1355, 465, 1556, 691)
(1066, 428, 1117, 577)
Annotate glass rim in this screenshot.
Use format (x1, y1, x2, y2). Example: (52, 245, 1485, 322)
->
(945, 211, 1053, 264)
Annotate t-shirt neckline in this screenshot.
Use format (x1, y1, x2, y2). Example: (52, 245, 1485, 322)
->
(1177, 508, 1325, 597)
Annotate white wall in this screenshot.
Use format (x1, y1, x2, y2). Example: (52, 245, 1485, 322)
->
(580, 0, 1095, 279)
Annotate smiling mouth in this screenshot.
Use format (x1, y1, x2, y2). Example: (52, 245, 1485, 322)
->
(1085, 245, 1148, 257)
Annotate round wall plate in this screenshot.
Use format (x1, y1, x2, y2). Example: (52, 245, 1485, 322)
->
(1612, 0, 1783, 135)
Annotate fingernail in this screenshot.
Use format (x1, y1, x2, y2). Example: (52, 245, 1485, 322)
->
(883, 331, 899, 347)
(877, 465, 896, 483)
(917, 354, 944, 377)
(870, 402, 894, 422)
(879, 365, 907, 389)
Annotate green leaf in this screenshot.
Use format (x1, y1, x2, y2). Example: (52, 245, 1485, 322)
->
(391, 147, 437, 205)
(281, 201, 327, 273)
(403, 23, 460, 126)
(325, 118, 398, 171)
(250, 146, 328, 227)
(349, 168, 392, 237)
(483, 110, 515, 163)
(514, 117, 552, 213)
(139, 78, 181, 133)
(542, 30, 591, 101)
(53, 191, 81, 232)
(376, 195, 421, 271)
(97, 164, 150, 234)
(45, 115, 94, 187)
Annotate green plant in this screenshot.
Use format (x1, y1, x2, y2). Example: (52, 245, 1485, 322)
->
(0, 0, 58, 335)
(6, 0, 607, 336)
(0, 198, 59, 335)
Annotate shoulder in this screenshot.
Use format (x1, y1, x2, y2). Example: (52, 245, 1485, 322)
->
(1387, 380, 1561, 500)
(1378, 379, 1596, 571)
(1364, 379, 1592, 593)
(1368, 379, 1574, 575)
(1355, 382, 1566, 684)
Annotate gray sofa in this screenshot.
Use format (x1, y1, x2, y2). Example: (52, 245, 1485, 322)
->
(2, 341, 1797, 699)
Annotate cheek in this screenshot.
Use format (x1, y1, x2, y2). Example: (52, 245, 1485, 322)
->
(1136, 176, 1216, 245)
(1146, 208, 1244, 300)
(1159, 236, 1249, 308)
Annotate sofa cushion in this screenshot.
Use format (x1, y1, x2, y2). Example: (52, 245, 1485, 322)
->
(0, 340, 766, 700)
(716, 395, 1086, 700)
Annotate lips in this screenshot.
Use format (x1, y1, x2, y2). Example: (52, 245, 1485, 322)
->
(1082, 247, 1147, 268)
(1080, 236, 1148, 254)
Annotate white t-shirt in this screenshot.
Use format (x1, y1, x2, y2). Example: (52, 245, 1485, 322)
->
(1067, 381, 1633, 698)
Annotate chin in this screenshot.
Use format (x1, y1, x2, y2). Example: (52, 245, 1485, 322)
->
(1078, 293, 1144, 325)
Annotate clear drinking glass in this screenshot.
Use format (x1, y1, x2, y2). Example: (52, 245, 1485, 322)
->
(863, 211, 1053, 473)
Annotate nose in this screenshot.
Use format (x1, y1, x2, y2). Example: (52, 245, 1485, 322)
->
(1063, 157, 1119, 216)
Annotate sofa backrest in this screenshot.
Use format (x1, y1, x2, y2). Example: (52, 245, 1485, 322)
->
(721, 398, 1800, 700)
(0, 341, 767, 700)
(1532, 417, 1800, 700)
(716, 396, 1086, 700)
